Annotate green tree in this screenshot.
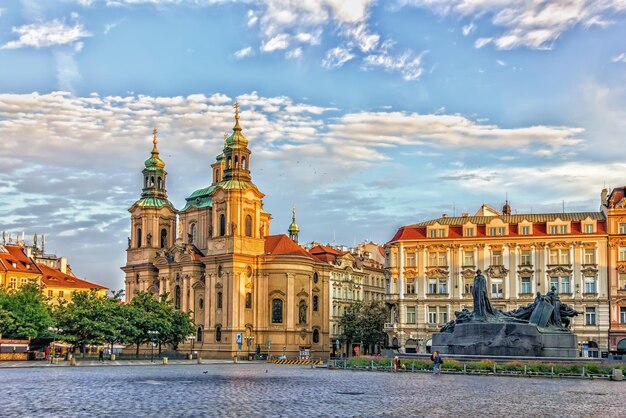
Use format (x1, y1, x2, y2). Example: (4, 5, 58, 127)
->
(55, 291, 119, 357)
(339, 301, 363, 356)
(360, 301, 387, 354)
(0, 283, 52, 339)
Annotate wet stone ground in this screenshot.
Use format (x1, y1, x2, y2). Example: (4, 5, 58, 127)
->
(2, 363, 625, 417)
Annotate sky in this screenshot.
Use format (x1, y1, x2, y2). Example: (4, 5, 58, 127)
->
(0, 0, 625, 291)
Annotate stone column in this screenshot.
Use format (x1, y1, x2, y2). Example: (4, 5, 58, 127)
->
(531, 245, 536, 294)
(398, 243, 404, 298)
(504, 244, 511, 299)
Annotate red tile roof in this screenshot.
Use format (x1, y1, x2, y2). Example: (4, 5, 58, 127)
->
(264, 235, 313, 259)
(0, 244, 42, 274)
(39, 263, 107, 290)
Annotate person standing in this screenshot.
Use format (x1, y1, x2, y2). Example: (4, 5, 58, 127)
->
(98, 348, 104, 362)
(431, 351, 443, 374)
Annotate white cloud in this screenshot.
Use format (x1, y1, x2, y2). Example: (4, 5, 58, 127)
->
(286, 47, 302, 59)
(404, 0, 626, 50)
(496, 59, 506, 66)
(363, 50, 425, 81)
(343, 22, 379, 52)
(233, 46, 254, 60)
(2, 19, 91, 49)
(261, 33, 290, 52)
(247, 9, 258, 26)
(462, 22, 475, 36)
(611, 53, 626, 63)
(322, 47, 355, 68)
(103, 19, 123, 34)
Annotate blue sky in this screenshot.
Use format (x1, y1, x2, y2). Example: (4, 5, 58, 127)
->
(0, 0, 625, 291)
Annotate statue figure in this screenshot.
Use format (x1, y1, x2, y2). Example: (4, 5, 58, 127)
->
(208, 224, 213, 237)
(506, 292, 543, 321)
(187, 233, 193, 244)
(146, 233, 152, 246)
(299, 302, 307, 324)
(231, 222, 237, 235)
(127, 237, 131, 249)
(545, 286, 562, 327)
(472, 269, 494, 319)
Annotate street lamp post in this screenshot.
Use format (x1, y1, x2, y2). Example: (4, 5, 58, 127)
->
(187, 335, 196, 358)
(244, 336, 254, 360)
(47, 327, 63, 363)
(147, 330, 159, 363)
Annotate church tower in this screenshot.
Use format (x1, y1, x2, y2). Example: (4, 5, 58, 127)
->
(288, 205, 299, 243)
(122, 129, 177, 299)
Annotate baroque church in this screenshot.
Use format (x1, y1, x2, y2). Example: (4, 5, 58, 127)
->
(122, 105, 329, 359)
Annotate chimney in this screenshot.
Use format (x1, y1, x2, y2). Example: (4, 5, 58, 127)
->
(462, 213, 470, 217)
(59, 257, 67, 274)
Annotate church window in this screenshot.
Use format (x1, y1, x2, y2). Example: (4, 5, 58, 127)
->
(217, 291, 223, 309)
(313, 295, 319, 312)
(190, 223, 197, 244)
(245, 215, 252, 237)
(245, 292, 252, 309)
(174, 286, 181, 309)
(313, 272, 319, 284)
(313, 328, 320, 344)
(227, 157, 231, 169)
(160, 228, 167, 248)
(215, 326, 222, 342)
(197, 327, 203, 342)
(271, 299, 283, 324)
(234, 156, 239, 168)
(219, 214, 226, 236)
(137, 228, 142, 248)
(150, 176, 155, 187)
(157, 177, 162, 189)
(242, 156, 247, 169)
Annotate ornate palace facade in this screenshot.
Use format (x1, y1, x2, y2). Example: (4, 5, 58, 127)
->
(385, 193, 626, 356)
(122, 108, 330, 359)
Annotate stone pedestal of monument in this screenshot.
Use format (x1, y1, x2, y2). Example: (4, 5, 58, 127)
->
(432, 322, 577, 357)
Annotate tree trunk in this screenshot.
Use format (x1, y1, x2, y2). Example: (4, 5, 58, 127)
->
(135, 342, 140, 358)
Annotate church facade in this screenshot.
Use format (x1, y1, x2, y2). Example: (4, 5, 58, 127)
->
(122, 107, 329, 359)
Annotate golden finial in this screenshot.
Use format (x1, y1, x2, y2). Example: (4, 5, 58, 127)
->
(234, 101, 240, 120)
(153, 128, 158, 145)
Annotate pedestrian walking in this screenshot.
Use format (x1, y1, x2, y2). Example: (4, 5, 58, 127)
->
(431, 351, 443, 374)
(98, 348, 104, 362)
(393, 356, 401, 372)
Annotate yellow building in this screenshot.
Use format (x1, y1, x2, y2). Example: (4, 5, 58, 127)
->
(0, 243, 43, 290)
(122, 108, 330, 359)
(386, 199, 610, 356)
(0, 239, 107, 302)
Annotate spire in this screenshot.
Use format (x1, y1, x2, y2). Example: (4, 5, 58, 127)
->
(141, 128, 169, 201)
(145, 128, 165, 169)
(288, 204, 300, 243)
(233, 101, 242, 132)
(502, 193, 511, 215)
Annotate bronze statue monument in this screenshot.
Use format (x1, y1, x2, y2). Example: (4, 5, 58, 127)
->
(433, 270, 580, 357)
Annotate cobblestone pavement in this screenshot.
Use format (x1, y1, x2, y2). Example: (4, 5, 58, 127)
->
(2, 363, 624, 417)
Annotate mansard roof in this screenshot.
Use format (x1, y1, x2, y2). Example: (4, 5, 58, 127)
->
(412, 212, 604, 227)
(0, 244, 42, 274)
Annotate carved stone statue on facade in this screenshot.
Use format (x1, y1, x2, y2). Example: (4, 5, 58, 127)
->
(146, 233, 152, 246)
(299, 302, 307, 324)
(127, 237, 131, 249)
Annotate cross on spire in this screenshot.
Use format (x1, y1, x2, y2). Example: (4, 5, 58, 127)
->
(153, 128, 158, 145)
(234, 101, 240, 120)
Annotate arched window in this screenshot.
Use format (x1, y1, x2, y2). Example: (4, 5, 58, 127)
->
(174, 286, 181, 309)
(617, 338, 626, 354)
(137, 228, 142, 248)
(245, 292, 252, 309)
(313, 329, 320, 344)
(150, 176, 155, 186)
(215, 325, 222, 342)
(313, 295, 319, 312)
(234, 156, 239, 168)
(219, 214, 226, 236)
(160, 228, 167, 248)
(197, 326, 203, 343)
(217, 291, 223, 309)
(157, 177, 162, 189)
(190, 223, 197, 244)
(272, 299, 283, 324)
(242, 156, 247, 169)
(144, 176, 148, 188)
(214, 169, 219, 182)
(245, 215, 252, 237)
(227, 157, 231, 169)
